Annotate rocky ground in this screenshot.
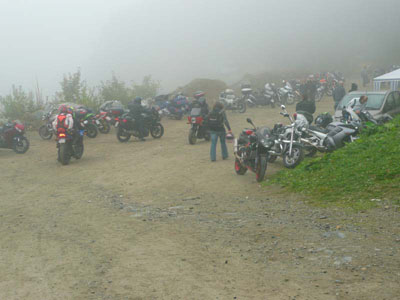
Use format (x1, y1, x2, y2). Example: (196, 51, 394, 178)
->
(0, 99, 399, 299)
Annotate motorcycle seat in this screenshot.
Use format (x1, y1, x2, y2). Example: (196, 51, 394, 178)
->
(309, 125, 329, 134)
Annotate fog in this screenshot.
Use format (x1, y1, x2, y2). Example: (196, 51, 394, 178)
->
(1, 0, 400, 96)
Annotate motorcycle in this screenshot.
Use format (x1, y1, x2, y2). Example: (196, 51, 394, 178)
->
(56, 129, 84, 165)
(75, 107, 99, 138)
(0, 121, 30, 154)
(241, 87, 256, 109)
(116, 108, 164, 142)
(219, 89, 246, 113)
(93, 111, 111, 134)
(187, 107, 210, 144)
(268, 105, 305, 168)
(38, 110, 56, 140)
(278, 82, 300, 105)
(315, 80, 334, 102)
(234, 118, 274, 182)
(263, 84, 278, 108)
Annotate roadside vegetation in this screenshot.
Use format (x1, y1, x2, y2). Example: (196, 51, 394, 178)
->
(269, 117, 400, 210)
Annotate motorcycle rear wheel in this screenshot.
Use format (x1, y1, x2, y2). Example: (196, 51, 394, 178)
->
(234, 158, 247, 175)
(255, 156, 267, 182)
(58, 143, 71, 165)
(13, 137, 30, 154)
(117, 128, 131, 142)
(283, 144, 304, 168)
(86, 124, 98, 138)
(188, 128, 197, 145)
(98, 120, 111, 134)
(150, 123, 164, 138)
(39, 125, 53, 140)
(237, 101, 246, 113)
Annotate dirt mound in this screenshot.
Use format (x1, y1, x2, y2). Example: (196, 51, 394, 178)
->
(177, 78, 228, 103)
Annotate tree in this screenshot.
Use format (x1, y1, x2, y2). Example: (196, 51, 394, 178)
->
(0, 85, 41, 121)
(131, 75, 161, 99)
(99, 74, 131, 105)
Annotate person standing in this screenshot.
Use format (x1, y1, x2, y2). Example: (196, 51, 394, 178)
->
(333, 81, 346, 109)
(304, 76, 317, 102)
(361, 66, 370, 87)
(128, 97, 146, 141)
(207, 102, 232, 162)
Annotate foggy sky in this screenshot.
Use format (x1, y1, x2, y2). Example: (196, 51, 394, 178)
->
(1, 0, 400, 97)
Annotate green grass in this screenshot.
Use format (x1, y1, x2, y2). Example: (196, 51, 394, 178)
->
(267, 117, 400, 210)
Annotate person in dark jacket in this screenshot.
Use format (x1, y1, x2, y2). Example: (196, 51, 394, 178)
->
(304, 76, 317, 102)
(296, 94, 316, 123)
(349, 83, 358, 93)
(333, 81, 346, 109)
(128, 96, 146, 141)
(207, 102, 232, 162)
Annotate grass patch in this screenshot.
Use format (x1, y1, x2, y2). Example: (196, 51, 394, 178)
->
(267, 117, 400, 210)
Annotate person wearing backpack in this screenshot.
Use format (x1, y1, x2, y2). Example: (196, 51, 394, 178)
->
(52, 104, 74, 134)
(207, 102, 232, 162)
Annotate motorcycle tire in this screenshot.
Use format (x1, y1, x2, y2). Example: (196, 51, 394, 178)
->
(58, 143, 71, 165)
(283, 144, 304, 169)
(268, 155, 277, 163)
(286, 95, 295, 105)
(13, 136, 30, 154)
(39, 125, 53, 140)
(98, 120, 111, 134)
(150, 123, 164, 139)
(188, 128, 197, 145)
(234, 158, 247, 175)
(238, 101, 246, 113)
(255, 156, 267, 182)
(117, 128, 131, 142)
(270, 102, 275, 109)
(73, 141, 84, 159)
(86, 124, 98, 138)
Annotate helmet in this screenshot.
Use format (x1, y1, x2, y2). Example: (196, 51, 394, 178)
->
(134, 96, 142, 104)
(58, 104, 68, 114)
(194, 91, 205, 99)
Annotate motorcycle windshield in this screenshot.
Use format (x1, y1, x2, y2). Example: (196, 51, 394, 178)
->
(256, 126, 272, 139)
(190, 108, 202, 116)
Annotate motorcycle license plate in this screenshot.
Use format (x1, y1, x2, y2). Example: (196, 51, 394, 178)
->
(105, 116, 111, 121)
(59, 138, 66, 143)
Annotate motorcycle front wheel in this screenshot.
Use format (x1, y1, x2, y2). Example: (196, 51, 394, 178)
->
(286, 95, 295, 105)
(39, 125, 53, 140)
(234, 158, 247, 175)
(13, 137, 30, 154)
(86, 123, 98, 138)
(150, 123, 164, 139)
(188, 128, 197, 145)
(237, 101, 247, 113)
(58, 143, 71, 165)
(283, 144, 304, 168)
(117, 128, 131, 142)
(255, 156, 267, 182)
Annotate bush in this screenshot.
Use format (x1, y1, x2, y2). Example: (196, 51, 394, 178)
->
(268, 117, 400, 209)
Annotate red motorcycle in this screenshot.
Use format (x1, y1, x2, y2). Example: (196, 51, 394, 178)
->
(187, 107, 210, 144)
(93, 111, 111, 134)
(0, 121, 30, 154)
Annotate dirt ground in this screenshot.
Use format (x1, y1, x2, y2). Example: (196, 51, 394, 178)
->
(0, 98, 399, 300)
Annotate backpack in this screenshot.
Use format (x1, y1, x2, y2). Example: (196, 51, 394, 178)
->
(56, 114, 68, 133)
(208, 110, 224, 130)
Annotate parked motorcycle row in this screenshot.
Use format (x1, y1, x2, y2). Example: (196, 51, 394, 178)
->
(233, 104, 388, 182)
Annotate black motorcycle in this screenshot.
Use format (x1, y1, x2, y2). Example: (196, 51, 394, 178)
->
(234, 118, 274, 182)
(57, 129, 84, 165)
(117, 108, 164, 142)
(187, 107, 210, 144)
(39, 110, 56, 140)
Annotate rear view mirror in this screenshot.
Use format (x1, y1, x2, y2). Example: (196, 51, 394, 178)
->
(246, 118, 252, 123)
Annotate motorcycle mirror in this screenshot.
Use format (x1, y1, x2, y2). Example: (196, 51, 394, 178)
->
(246, 118, 252, 124)
(281, 104, 286, 110)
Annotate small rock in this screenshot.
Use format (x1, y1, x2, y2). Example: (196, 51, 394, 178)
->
(319, 216, 327, 219)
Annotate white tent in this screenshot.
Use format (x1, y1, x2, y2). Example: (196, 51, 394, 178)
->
(373, 68, 400, 91)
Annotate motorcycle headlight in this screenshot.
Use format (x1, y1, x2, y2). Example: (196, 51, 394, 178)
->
(260, 138, 274, 148)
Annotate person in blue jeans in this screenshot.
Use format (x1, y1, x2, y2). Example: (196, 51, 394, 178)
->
(207, 102, 232, 162)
